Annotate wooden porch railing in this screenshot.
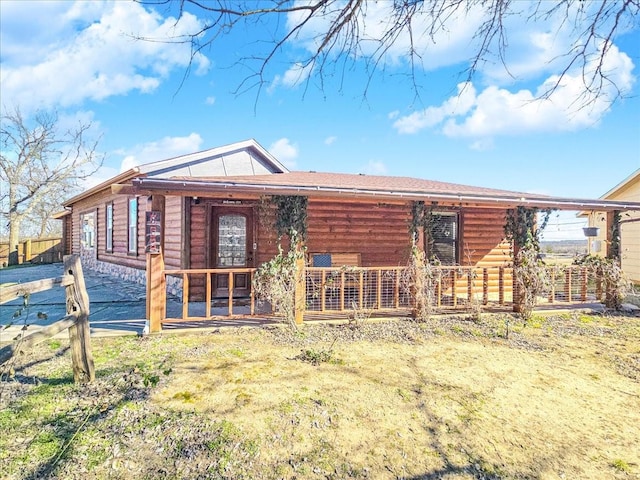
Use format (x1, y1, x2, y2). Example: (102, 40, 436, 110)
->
(546, 265, 603, 303)
(163, 268, 259, 322)
(304, 266, 514, 315)
(155, 264, 603, 326)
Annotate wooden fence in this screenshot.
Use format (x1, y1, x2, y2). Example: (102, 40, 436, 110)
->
(0, 255, 94, 383)
(0, 237, 63, 266)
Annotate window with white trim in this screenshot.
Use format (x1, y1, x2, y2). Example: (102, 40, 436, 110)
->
(80, 212, 95, 251)
(128, 198, 138, 254)
(106, 203, 113, 252)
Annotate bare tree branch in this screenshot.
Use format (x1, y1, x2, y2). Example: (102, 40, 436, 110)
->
(135, 0, 638, 108)
(0, 108, 103, 264)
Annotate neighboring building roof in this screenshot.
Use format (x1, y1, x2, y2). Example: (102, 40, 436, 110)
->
(64, 139, 287, 206)
(131, 170, 640, 211)
(598, 168, 640, 200)
(577, 168, 640, 216)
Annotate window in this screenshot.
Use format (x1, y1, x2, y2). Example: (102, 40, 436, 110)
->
(128, 198, 138, 254)
(426, 212, 458, 265)
(81, 212, 95, 251)
(105, 203, 113, 252)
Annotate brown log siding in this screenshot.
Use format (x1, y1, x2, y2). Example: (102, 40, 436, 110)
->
(163, 195, 183, 270)
(71, 191, 149, 270)
(68, 191, 513, 300)
(461, 208, 511, 267)
(306, 200, 411, 266)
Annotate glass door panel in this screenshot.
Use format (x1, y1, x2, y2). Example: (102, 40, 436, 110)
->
(217, 214, 247, 267)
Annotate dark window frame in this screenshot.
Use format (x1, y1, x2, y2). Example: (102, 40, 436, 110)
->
(425, 211, 459, 265)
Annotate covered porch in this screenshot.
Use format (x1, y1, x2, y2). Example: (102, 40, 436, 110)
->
(116, 173, 640, 332)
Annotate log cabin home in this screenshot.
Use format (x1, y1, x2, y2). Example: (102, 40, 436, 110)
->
(59, 139, 640, 329)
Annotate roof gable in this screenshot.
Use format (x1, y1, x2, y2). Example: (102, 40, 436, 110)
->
(139, 139, 288, 178)
(64, 139, 287, 206)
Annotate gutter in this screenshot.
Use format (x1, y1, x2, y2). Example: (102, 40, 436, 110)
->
(130, 178, 640, 212)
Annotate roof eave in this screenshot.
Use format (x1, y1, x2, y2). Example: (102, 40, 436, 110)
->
(130, 178, 640, 211)
(63, 168, 141, 206)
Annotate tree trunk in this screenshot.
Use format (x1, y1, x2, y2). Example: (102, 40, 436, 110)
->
(7, 215, 20, 266)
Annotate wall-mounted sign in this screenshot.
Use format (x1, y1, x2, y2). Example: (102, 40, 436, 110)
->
(145, 211, 162, 254)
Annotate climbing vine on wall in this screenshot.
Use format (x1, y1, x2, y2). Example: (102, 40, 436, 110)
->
(268, 195, 308, 242)
(608, 210, 621, 260)
(409, 200, 445, 262)
(503, 206, 553, 252)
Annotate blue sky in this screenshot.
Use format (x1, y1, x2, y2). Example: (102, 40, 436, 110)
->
(1, 0, 639, 240)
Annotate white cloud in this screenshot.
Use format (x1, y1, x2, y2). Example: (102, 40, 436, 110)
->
(118, 133, 203, 172)
(469, 138, 494, 151)
(270, 62, 314, 92)
(268, 138, 299, 168)
(392, 83, 476, 134)
(0, 0, 210, 114)
(205, 96, 216, 105)
(393, 43, 635, 140)
(361, 160, 387, 175)
(283, 0, 636, 122)
(324, 136, 337, 145)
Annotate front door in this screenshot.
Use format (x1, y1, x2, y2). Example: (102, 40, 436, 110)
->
(212, 207, 254, 297)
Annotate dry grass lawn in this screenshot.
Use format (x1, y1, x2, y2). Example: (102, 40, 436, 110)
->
(1, 312, 639, 479)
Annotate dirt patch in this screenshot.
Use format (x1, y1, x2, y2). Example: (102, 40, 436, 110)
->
(1, 313, 639, 479)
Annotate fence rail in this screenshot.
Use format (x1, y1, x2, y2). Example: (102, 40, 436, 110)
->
(0, 255, 94, 383)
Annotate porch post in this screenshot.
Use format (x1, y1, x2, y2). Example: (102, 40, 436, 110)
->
(512, 242, 522, 313)
(294, 242, 306, 325)
(606, 210, 621, 261)
(146, 195, 166, 333)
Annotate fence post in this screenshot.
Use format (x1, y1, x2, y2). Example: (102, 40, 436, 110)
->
(24, 239, 32, 263)
(64, 254, 95, 383)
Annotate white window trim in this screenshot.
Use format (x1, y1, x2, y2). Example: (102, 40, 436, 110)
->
(106, 203, 113, 252)
(128, 198, 138, 254)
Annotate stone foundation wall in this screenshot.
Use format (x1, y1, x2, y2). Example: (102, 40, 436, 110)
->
(79, 254, 183, 298)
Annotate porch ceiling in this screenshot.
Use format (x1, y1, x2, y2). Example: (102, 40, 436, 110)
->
(124, 172, 640, 212)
